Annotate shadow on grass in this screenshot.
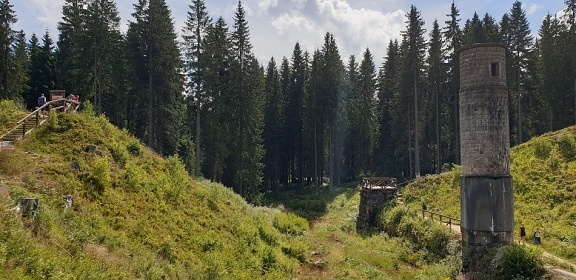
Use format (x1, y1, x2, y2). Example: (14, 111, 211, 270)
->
(263, 182, 360, 220)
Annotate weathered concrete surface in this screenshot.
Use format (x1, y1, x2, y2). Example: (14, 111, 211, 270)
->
(459, 43, 514, 277)
(356, 187, 396, 231)
(461, 176, 514, 258)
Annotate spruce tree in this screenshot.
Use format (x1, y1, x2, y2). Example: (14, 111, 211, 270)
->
(56, 0, 88, 93)
(349, 48, 377, 178)
(375, 40, 399, 176)
(0, 0, 17, 99)
(398, 5, 426, 178)
(83, 0, 125, 117)
(263, 57, 283, 190)
(201, 17, 232, 183)
(503, 0, 534, 144)
(284, 43, 306, 186)
(182, 0, 211, 177)
(427, 20, 447, 174)
(127, 0, 191, 167)
(225, 1, 265, 199)
(442, 1, 462, 165)
(12, 31, 29, 104)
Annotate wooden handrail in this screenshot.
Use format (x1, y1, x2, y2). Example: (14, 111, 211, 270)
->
(421, 208, 461, 228)
(16, 98, 80, 125)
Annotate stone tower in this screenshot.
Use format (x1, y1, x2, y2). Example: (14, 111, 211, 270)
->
(459, 43, 513, 274)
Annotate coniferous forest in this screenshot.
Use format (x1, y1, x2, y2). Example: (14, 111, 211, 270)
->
(1, 0, 576, 203)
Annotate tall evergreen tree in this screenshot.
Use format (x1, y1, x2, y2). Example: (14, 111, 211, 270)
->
(201, 17, 232, 183)
(278, 56, 290, 184)
(375, 40, 399, 176)
(318, 32, 345, 188)
(398, 5, 426, 178)
(127, 0, 191, 167)
(225, 0, 265, 199)
(442, 1, 462, 165)
(182, 0, 211, 177)
(0, 0, 17, 99)
(427, 20, 447, 174)
(263, 57, 283, 191)
(348, 48, 377, 178)
(9, 30, 29, 102)
(56, 0, 88, 92)
(83, 0, 126, 117)
(502, 0, 534, 145)
(284, 43, 306, 186)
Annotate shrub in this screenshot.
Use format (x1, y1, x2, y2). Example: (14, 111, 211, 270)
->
(557, 133, 576, 161)
(272, 212, 309, 235)
(496, 244, 545, 280)
(127, 140, 142, 156)
(85, 156, 111, 196)
(533, 137, 552, 159)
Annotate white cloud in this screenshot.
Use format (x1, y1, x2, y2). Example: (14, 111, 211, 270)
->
(526, 3, 541, 16)
(258, 0, 278, 12)
(247, 0, 406, 63)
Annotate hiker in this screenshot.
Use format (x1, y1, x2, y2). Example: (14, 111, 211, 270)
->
(534, 228, 541, 245)
(519, 223, 526, 245)
(38, 93, 46, 110)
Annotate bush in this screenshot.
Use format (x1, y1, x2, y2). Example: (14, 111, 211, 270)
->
(85, 156, 111, 196)
(557, 133, 576, 161)
(272, 212, 309, 235)
(533, 138, 552, 159)
(496, 244, 546, 280)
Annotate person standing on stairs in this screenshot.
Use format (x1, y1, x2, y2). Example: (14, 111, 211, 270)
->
(38, 93, 46, 115)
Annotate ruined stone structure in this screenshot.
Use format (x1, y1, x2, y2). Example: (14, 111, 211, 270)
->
(356, 177, 397, 231)
(459, 43, 514, 274)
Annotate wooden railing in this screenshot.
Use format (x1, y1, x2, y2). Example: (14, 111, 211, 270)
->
(1, 98, 80, 140)
(362, 177, 398, 189)
(420, 208, 461, 229)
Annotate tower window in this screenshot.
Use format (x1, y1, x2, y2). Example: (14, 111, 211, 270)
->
(491, 62, 500, 77)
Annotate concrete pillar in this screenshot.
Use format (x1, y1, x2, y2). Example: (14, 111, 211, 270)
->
(459, 43, 514, 274)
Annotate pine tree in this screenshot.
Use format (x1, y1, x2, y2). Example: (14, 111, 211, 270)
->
(427, 20, 447, 174)
(303, 50, 322, 185)
(225, 1, 265, 199)
(318, 32, 345, 188)
(398, 5, 426, 178)
(11, 31, 29, 102)
(0, 0, 17, 99)
(263, 57, 283, 190)
(442, 1, 462, 165)
(182, 0, 211, 177)
(503, 0, 534, 144)
(375, 40, 399, 176)
(284, 43, 306, 186)
(201, 17, 232, 183)
(56, 0, 88, 92)
(127, 0, 191, 167)
(348, 48, 377, 178)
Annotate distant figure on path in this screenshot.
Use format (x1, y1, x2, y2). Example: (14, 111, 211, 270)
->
(534, 228, 541, 245)
(38, 93, 46, 108)
(519, 223, 526, 245)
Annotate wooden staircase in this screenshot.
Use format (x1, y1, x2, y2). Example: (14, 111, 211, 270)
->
(0, 98, 79, 150)
(0, 113, 47, 142)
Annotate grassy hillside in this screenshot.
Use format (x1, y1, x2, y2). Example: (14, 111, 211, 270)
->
(1, 101, 466, 279)
(0, 102, 306, 279)
(402, 127, 576, 266)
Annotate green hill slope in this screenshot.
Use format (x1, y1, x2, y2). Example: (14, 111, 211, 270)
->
(0, 105, 306, 279)
(402, 127, 576, 264)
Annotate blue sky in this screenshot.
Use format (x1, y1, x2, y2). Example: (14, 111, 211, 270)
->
(12, 0, 568, 64)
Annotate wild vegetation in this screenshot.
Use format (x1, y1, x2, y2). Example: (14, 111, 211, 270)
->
(0, 103, 307, 279)
(402, 125, 576, 273)
(1, 0, 576, 202)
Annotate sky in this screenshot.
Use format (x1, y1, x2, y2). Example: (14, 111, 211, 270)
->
(11, 0, 568, 65)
